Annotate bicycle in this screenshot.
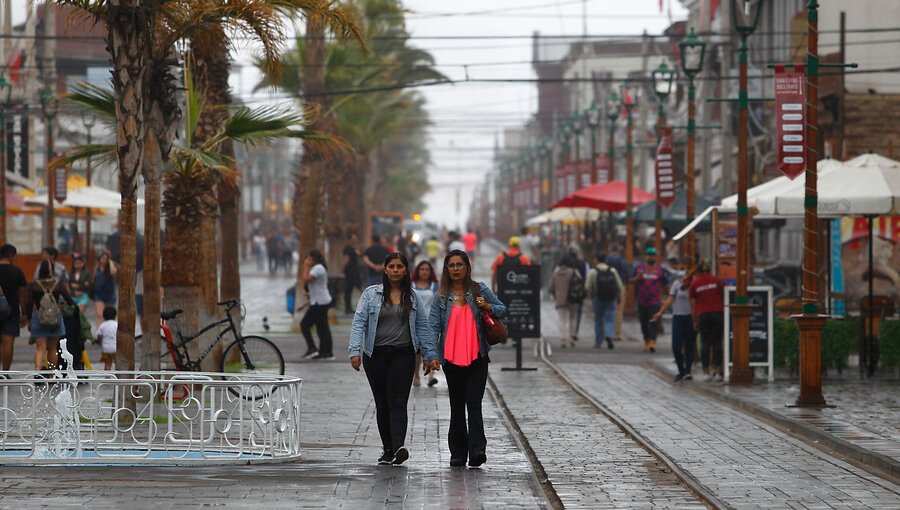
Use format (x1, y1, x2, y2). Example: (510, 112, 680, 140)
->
(137, 298, 284, 399)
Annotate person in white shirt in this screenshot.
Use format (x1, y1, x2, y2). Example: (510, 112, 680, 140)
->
(300, 250, 334, 360)
(96, 306, 118, 370)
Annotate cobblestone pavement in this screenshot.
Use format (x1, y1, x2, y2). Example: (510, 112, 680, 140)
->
(554, 363, 900, 508)
(0, 355, 546, 509)
(490, 367, 705, 509)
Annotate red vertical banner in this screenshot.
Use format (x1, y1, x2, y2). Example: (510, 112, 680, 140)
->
(774, 64, 806, 179)
(556, 164, 566, 200)
(654, 128, 676, 208)
(54, 167, 68, 203)
(595, 154, 610, 184)
(579, 159, 592, 188)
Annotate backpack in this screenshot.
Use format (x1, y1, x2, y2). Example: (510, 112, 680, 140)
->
(566, 272, 587, 303)
(499, 252, 523, 267)
(593, 267, 619, 302)
(36, 280, 62, 327)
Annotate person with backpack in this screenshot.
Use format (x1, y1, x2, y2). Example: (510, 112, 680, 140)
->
(586, 251, 624, 350)
(490, 236, 532, 292)
(549, 256, 582, 348)
(26, 260, 75, 371)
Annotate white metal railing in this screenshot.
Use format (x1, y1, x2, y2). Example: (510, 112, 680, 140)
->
(0, 370, 302, 465)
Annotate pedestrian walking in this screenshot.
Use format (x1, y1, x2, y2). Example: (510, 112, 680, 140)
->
(300, 249, 334, 360)
(429, 250, 506, 468)
(0, 244, 27, 370)
(342, 233, 361, 314)
(96, 306, 118, 370)
(412, 260, 439, 387)
(689, 259, 725, 382)
(549, 256, 582, 348)
(27, 261, 75, 371)
(425, 236, 441, 266)
(630, 246, 668, 353)
(405, 233, 421, 265)
(349, 252, 439, 466)
(91, 252, 118, 329)
(652, 269, 697, 382)
(568, 246, 589, 339)
(33, 246, 69, 285)
(69, 253, 92, 315)
(462, 231, 477, 259)
(362, 235, 390, 287)
(490, 236, 532, 291)
(605, 243, 630, 341)
(252, 231, 267, 272)
(585, 250, 624, 349)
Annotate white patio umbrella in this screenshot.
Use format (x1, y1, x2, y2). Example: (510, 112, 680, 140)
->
(27, 185, 144, 210)
(720, 159, 843, 217)
(525, 207, 600, 226)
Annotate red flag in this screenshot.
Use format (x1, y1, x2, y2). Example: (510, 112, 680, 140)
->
(8, 49, 23, 85)
(710, 0, 722, 23)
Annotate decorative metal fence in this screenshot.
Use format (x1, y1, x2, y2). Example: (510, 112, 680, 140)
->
(0, 371, 302, 465)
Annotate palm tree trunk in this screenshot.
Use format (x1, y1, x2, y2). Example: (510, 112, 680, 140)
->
(107, 1, 150, 371)
(218, 163, 241, 303)
(140, 135, 162, 371)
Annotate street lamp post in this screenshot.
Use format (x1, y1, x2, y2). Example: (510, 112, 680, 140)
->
(571, 116, 583, 189)
(620, 83, 640, 265)
(41, 88, 59, 249)
(651, 61, 675, 258)
(540, 143, 552, 209)
(0, 77, 11, 246)
(585, 102, 601, 184)
(730, 0, 764, 385)
(679, 28, 708, 271)
(82, 110, 97, 266)
(606, 92, 619, 183)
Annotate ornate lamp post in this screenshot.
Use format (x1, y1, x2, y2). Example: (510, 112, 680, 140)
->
(585, 101, 601, 184)
(40, 88, 60, 248)
(678, 28, 707, 270)
(619, 82, 641, 265)
(606, 91, 620, 182)
(570, 115, 584, 189)
(0, 77, 11, 245)
(650, 61, 675, 256)
(81, 110, 97, 265)
(730, 0, 764, 385)
(539, 142, 552, 209)
(556, 121, 571, 202)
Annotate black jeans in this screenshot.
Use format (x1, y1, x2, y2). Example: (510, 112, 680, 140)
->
(671, 314, 696, 376)
(698, 312, 724, 373)
(637, 304, 661, 341)
(342, 276, 357, 313)
(444, 355, 489, 462)
(363, 344, 416, 453)
(301, 304, 333, 356)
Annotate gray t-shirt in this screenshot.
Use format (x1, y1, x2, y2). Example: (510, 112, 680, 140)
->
(669, 278, 692, 316)
(374, 302, 412, 348)
(308, 264, 331, 305)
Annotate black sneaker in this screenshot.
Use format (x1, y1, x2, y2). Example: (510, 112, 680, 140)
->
(606, 338, 614, 350)
(468, 451, 486, 468)
(427, 377, 438, 387)
(449, 457, 466, 467)
(684, 373, 693, 381)
(312, 353, 335, 360)
(302, 349, 318, 359)
(674, 374, 685, 383)
(378, 450, 392, 465)
(392, 446, 409, 465)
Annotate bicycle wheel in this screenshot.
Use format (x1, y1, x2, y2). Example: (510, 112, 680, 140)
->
(221, 335, 285, 399)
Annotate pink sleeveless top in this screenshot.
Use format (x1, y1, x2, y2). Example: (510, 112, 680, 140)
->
(444, 304, 479, 366)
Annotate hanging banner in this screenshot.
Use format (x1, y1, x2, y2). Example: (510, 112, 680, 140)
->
(578, 159, 592, 188)
(774, 64, 806, 179)
(654, 127, 676, 207)
(595, 154, 610, 184)
(54, 166, 68, 203)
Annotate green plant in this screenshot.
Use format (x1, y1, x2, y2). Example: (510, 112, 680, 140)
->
(773, 318, 799, 372)
(880, 320, 900, 369)
(822, 318, 856, 374)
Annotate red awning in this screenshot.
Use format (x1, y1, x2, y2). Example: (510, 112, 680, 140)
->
(551, 180, 654, 212)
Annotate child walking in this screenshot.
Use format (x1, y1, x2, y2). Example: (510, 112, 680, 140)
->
(96, 306, 118, 370)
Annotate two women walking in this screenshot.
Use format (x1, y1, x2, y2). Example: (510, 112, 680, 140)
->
(349, 249, 506, 468)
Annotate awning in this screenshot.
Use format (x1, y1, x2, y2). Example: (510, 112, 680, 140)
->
(673, 206, 717, 241)
(525, 207, 600, 226)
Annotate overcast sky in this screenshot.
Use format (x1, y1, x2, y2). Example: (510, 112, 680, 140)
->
(14, 0, 687, 230)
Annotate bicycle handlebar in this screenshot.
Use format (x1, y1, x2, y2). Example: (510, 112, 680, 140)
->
(217, 298, 240, 308)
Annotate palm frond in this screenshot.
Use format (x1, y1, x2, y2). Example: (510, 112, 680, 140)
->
(66, 82, 116, 125)
(48, 144, 116, 171)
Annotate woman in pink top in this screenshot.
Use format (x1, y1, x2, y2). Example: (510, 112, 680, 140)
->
(429, 250, 507, 468)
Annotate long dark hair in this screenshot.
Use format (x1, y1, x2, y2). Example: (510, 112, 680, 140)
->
(308, 249, 327, 271)
(38, 260, 53, 280)
(413, 260, 437, 285)
(381, 252, 413, 320)
(439, 249, 479, 298)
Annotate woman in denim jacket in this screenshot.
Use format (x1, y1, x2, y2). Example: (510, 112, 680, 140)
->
(429, 250, 507, 468)
(349, 252, 440, 466)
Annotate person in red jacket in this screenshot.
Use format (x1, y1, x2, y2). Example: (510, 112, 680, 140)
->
(689, 259, 725, 382)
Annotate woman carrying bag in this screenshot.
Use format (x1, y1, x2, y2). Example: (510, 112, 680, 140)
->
(349, 252, 439, 466)
(429, 249, 507, 468)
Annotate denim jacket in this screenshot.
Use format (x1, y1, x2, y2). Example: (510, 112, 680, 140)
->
(428, 281, 508, 364)
(349, 284, 438, 360)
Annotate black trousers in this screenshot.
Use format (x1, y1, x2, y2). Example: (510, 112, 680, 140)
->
(444, 355, 489, 462)
(698, 312, 724, 373)
(342, 276, 358, 312)
(637, 304, 661, 341)
(363, 345, 416, 453)
(300, 304, 333, 356)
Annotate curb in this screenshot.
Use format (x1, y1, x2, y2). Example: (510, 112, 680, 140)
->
(539, 341, 727, 510)
(643, 361, 900, 485)
(486, 375, 563, 510)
